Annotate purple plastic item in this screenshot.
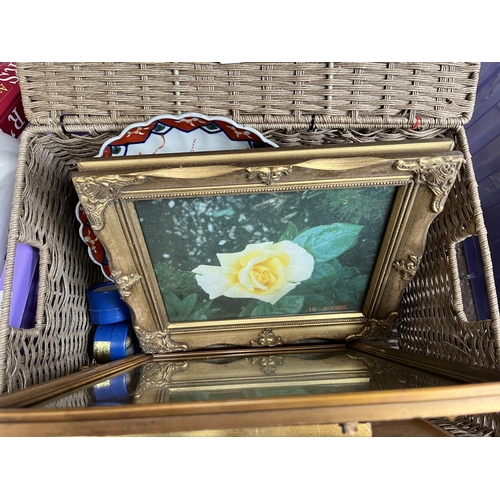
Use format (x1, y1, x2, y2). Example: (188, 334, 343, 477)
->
(0, 243, 39, 328)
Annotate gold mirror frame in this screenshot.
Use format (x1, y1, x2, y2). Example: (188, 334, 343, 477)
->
(73, 139, 462, 354)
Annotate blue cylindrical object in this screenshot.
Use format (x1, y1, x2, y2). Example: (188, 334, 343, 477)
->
(87, 282, 131, 325)
(93, 373, 131, 402)
(93, 320, 137, 363)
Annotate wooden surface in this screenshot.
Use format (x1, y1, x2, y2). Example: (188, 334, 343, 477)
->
(129, 420, 450, 437)
(128, 423, 373, 437)
(1, 381, 500, 436)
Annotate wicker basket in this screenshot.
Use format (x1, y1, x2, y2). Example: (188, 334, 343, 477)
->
(1, 63, 497, 429)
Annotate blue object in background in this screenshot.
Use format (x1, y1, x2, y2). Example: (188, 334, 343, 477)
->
(93, 373, 131, 403)
(93, 320, 138, 362)
(86, 282, 131, 325)
(464, 62, 500, 319)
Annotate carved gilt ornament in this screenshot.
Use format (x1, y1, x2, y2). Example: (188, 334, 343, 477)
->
(250, 329, 283, 347)
(392, 255, 422, 281)
(73, 174, 147, 231)
(110, 270, 142, 298)
(346, 312, 399, 342)
(134, 326, 188, 354)
(246, 165, 292, 185)
(393, 154, 463, 213)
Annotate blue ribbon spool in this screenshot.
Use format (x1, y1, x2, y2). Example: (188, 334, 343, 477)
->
(93, 320, 137, 363)
(87, 282, 131, 325)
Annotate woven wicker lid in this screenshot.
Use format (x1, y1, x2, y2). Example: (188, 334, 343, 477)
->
(16, 62, 480, 130)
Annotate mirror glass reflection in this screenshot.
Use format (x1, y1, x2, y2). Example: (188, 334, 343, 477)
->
(37, 347, 458, 409)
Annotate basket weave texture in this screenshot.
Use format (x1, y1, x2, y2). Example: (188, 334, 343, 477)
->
(1, 62, 497, 396)
(18, 62, 479, 128)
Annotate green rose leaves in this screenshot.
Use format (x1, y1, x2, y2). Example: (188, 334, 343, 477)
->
(291, 223, 363, 262)
(233, 222, 364, 318)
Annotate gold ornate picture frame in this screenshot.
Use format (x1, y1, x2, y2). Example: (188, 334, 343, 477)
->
(73, 139, 462, 354)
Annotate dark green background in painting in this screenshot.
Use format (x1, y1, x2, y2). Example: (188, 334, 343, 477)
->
(134, 186, 397, 323)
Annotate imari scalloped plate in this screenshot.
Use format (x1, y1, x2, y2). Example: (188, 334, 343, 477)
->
(77, 113, 277, 279)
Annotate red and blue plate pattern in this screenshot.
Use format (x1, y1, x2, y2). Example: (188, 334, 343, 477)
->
(78, 113, 278, 279)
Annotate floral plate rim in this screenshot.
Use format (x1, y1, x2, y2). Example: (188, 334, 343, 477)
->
(77, 113, 278, 280)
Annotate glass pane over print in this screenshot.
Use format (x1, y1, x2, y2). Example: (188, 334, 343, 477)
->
(134, 186, 397, 323)
(37, 348, 458, 409)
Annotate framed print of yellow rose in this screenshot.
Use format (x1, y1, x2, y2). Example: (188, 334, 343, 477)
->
(73, 139, 463, 353)
(133, 187, 395, 323)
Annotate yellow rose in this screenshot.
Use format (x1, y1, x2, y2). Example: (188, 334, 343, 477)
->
(192, 241, 314, 305)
